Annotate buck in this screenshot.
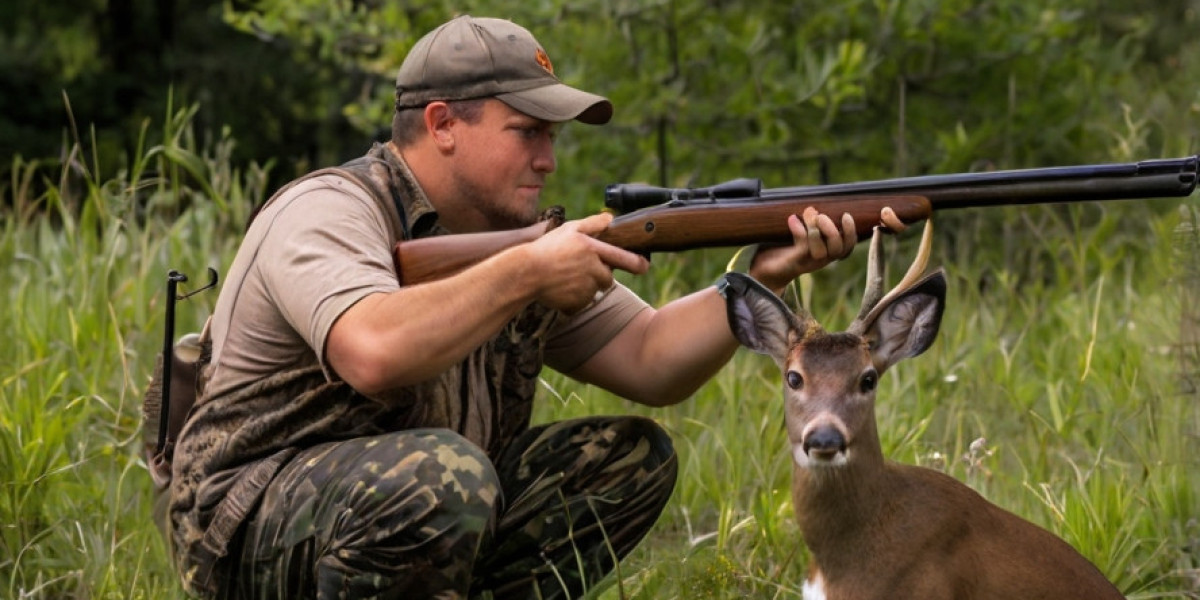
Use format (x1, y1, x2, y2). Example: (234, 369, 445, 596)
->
(720, 223, 1124, 600)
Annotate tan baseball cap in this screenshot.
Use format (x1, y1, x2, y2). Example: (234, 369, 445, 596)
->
(395, 15, 613, 125)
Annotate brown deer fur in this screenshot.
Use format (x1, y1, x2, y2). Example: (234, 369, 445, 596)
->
(721, 225, 1124, 600)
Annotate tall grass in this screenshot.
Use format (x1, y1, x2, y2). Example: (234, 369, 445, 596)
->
(541, 150, 1200, 595)
(1, 99, 266, 599)
(2, 103, 1197, 599)
(546, 201, 1200, 598)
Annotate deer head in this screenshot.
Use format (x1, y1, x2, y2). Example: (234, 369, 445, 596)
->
(721, 222, 946, 470)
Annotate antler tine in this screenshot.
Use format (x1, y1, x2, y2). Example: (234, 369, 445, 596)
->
(853, 227, 887, 327)
(893, 217, 934, 294)
(848, 218, 935, 335)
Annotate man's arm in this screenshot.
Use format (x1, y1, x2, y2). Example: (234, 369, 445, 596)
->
(567, 208, 901, 406)
(327, 213, 647, 396)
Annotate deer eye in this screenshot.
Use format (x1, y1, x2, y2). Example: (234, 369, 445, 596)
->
(859, 369, 878, 393)
(786, 370, 804, 390)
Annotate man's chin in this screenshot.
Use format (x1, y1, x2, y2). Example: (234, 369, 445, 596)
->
(512, 201, 543, 228)
(494, 210, 540, 230)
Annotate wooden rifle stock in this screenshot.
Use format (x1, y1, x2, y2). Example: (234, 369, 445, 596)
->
(392, 219, 557, 285)
(392, 194, 932, 285)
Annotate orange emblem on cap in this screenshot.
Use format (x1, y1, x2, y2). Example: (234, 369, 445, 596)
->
(535, 48, 554, 74)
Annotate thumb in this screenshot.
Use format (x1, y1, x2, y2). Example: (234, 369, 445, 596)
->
(571, 212, 615, 235)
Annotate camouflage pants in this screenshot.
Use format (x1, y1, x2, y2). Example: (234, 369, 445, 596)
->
(218, 415, 677, 599)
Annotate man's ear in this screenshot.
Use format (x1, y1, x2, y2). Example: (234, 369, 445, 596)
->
(424, 102, 456, 151)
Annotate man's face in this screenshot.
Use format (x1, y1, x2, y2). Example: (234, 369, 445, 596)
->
(448, 99, 561, 230)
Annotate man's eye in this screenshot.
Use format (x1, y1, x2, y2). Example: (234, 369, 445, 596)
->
(515, 124, 556, 142)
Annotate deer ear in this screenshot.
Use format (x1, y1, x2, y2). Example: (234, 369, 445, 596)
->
(719, 273, 803, 365)
(861, 269, 947, 374)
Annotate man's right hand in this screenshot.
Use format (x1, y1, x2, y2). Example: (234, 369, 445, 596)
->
(329, 214, 648, 396)
(521, 212, 649, 313)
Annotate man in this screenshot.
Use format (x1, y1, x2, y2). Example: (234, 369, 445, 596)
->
(166, 14, 896, 599)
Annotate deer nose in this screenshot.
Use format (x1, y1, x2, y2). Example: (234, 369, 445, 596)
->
(803, 426, 847, 461)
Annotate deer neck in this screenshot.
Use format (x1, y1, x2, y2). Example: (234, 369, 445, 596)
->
(791, 435, 889, 559)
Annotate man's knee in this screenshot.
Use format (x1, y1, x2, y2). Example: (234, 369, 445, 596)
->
(619, 415, 676, 462)
(589, 415, 679, 482)
(350, 429, 503, 525)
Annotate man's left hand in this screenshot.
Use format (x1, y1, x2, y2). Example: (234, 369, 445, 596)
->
(748, 207, 907, 293)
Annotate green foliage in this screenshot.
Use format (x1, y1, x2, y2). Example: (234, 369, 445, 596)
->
(214, 0, 1200, 296)
(219, 0, 1199, 183)
(3, 1, 1200, 598)
(1, 0, 372, 192)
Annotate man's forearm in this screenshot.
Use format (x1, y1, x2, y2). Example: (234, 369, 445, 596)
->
(570, 285, 740, 407)
(330, 216, 648, 397)
(327, 245, 542, 395)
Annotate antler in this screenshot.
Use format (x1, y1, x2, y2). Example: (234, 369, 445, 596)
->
(847, 218, 935, 336)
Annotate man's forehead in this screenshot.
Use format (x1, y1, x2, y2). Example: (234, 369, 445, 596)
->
(491, 99, 564, 129)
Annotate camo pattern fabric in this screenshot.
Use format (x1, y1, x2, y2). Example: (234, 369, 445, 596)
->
(168, 145, 561, 596)
(166, 144, 674, 598)
(170, 296, 561, 596)
(219, 415, 677, 600)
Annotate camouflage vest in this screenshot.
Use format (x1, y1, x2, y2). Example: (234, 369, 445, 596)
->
(156, 144, 560, 596)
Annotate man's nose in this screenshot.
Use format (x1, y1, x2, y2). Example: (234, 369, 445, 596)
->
(533, 139, 556, 173)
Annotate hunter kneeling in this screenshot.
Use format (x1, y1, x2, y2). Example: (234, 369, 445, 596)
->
(145, 15, 903, 600)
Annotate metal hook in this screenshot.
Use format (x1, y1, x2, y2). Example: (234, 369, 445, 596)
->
(177, 267, 219, 301)
(155, 267, 220, 457)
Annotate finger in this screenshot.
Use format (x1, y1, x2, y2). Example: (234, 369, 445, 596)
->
(570, 212, 615, 235)
(788, 213, 808, 246)
(784, 213, 811, 261)
(880, 206, 907, 232)
(591, 261, 616, 291)
(815, 213, 844, 258)
(592, 239, 650, 275)
(839, 212, 857, 258)
(803, 208, 828, 261)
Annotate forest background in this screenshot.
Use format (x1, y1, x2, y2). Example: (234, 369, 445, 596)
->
(2, 0, 1199, 598)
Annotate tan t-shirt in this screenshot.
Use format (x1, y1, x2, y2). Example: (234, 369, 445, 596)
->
(204, 164, 648, 403)
(171, 148, 653, 595)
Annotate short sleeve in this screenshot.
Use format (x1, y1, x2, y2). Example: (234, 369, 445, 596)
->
(543, 283, 649, 373)
(257, 175, 401, 372)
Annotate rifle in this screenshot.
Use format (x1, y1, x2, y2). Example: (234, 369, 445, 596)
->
(393, 156, 1199, 285)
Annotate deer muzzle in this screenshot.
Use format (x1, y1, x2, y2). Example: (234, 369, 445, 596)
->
(799, 424, 848, 467)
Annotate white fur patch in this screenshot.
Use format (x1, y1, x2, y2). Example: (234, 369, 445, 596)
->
(802, 572, 826, 600)
(792, 443, 848, 468)
(792, 443, 808, 466)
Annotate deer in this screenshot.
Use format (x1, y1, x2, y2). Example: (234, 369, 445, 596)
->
(720, 222, 1125, 600)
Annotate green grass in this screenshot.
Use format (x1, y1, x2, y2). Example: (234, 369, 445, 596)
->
(2, 108, 1198, 599)
(1, 103, 264, 599)
(553, 204, 1200, 598)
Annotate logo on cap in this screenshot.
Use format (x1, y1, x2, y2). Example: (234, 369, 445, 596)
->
(535, 48, 554, 75)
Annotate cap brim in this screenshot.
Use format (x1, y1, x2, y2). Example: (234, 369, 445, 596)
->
(496, 83, 613, 125)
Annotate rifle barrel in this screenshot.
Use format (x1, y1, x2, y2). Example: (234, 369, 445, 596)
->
(604, 156, 1199, 214)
